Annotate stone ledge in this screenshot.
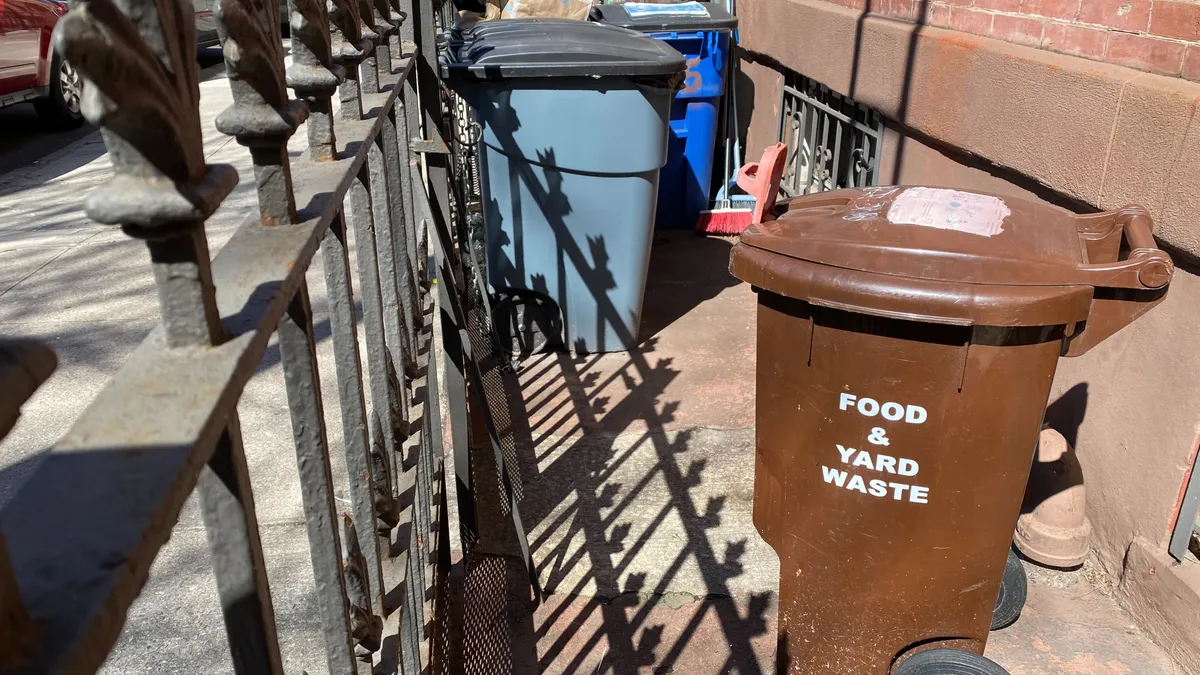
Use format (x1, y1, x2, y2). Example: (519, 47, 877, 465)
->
(740, 0, 1200, 257)
(1114, 537, 1200, 675)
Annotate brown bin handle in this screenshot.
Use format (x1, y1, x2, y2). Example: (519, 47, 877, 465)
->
(1075, 206, 1173, 290)
(736, 143, 788, 224)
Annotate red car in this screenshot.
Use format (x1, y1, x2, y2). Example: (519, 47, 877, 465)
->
(0, 0, 81, 127)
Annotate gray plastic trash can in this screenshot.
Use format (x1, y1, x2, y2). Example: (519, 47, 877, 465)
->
(442, 19, 685, 353)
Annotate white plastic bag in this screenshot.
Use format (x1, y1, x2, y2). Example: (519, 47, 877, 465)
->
(500, 0, 595, 20)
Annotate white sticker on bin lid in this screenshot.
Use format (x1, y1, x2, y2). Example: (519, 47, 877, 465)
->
(624, 2, 711, 18)
(886, 187, 1010, 237)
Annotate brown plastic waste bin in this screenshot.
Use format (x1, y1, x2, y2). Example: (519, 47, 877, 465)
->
(728, 186, 1173, 675)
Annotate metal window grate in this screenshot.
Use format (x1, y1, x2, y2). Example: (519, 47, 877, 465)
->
(776, 74, 884, 198)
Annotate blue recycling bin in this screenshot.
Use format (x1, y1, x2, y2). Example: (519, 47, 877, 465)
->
(593, 2, 738, 229)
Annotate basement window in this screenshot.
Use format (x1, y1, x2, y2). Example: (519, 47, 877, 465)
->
(776, 72, 885, 197)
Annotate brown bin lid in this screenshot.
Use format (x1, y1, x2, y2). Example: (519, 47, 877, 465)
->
(739, 186, 1172, 291)
(732, 187, 1173, 345)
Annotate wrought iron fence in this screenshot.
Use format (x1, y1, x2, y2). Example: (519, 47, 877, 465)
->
(776, 73, 884, 198)
(0, 0, 518, 670)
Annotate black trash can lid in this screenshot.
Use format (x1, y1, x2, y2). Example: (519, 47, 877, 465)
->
(591, 2, 738, 33)
(441, 18, 687, 80)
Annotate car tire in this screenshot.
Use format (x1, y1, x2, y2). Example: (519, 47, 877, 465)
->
(990, 548, 1028, 631)
(34, 53, 85, 128)
(895, 648, 1011, 675)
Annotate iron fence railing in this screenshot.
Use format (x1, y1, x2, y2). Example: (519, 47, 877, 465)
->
(0, 0, 514, 670)
(777, 73, 884, 198)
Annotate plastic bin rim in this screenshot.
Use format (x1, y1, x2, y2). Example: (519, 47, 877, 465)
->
(441, 62, 686, 82)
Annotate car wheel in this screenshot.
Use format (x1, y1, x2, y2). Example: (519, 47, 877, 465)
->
(895, 648, 1011, 675)
(34, 53, 85, 128)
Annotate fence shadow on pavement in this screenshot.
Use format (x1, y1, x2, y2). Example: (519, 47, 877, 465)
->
(448, 86, 775, 673)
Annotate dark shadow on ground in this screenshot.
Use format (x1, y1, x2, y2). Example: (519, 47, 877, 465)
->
(640, 231, 739, 340)
(0, 104, 96, 178)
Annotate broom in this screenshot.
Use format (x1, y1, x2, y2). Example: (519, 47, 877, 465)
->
(694, 27, 752, 236)
(695, 143, 788, 234)
(694, 4, 789, 235)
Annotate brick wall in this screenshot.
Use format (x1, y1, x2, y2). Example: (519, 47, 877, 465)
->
(823, 0, 1200, 80)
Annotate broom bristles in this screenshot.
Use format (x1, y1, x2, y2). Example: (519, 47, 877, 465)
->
(694, 207, 754, 236)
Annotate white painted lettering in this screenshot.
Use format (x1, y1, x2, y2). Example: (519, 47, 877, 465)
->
(822, 466, 848, 487)
(839, 393, 857, 411)
(828, 391, 930, 505)
(822, 465, 931, 505)
(875, 454, 897, 474)
(857, 397, 880, 417)
(847, 475, 868, 494)
(841, 393, 926, 424)
(906, 405, 927, 424)
(881, 402, 904, 421)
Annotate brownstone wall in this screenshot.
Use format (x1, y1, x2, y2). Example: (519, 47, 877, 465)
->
(819, 0, 1200, 79)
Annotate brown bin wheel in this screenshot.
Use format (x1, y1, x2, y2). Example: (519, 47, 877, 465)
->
(895, 648, 1010, 675)
(990, 548, 1028, 631)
